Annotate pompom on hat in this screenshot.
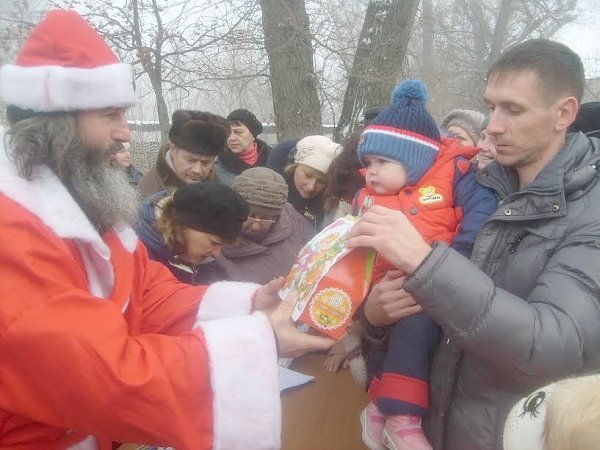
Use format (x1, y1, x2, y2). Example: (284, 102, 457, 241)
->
(357, 79, 440, 186)
(294, 135, 342, 175)
(0, 10, 136, 112)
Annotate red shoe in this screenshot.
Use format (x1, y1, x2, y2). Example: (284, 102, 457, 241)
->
(360, 402, 386, 450)
(382, 415, 432, 450)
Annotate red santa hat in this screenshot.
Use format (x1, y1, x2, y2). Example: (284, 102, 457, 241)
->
(0, 10, 136, 112)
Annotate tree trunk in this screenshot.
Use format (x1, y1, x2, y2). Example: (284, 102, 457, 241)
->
(260, 0, 322, 141)
(335, 0, 420, 140)
(468, 0, 492, 110)
(148, 71, 171, 144)
(488, 0, 514, 67)
(421, 0, 437, 115)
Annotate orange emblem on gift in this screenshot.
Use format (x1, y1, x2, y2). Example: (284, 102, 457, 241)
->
(309, 288, 352, 330)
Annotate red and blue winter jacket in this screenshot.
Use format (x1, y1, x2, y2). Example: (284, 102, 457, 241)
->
(355, 137, 498, 281)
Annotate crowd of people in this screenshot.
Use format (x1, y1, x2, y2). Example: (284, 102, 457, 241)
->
(2, 8, 600, 450)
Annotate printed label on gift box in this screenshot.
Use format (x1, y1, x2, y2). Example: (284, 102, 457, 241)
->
(309, 288, 352, 330)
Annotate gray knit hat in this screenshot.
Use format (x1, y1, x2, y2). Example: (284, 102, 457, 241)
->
(441, 109, 486, 145)
(233, 167, 288, 215)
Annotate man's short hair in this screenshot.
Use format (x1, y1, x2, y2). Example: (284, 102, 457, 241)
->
(487, 39, 585, 103)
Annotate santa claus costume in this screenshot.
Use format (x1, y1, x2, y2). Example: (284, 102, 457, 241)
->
(0, 10, 280, 450)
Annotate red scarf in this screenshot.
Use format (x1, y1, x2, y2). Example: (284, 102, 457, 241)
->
(239, 142, 259, 165)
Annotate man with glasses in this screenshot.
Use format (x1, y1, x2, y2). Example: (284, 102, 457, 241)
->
(217, 167, 316, 284)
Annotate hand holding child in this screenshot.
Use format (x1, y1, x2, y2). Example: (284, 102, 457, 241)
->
(364, 271, 422, 327)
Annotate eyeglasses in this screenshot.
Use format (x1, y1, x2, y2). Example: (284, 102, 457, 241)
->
(247, 215, 277, 224)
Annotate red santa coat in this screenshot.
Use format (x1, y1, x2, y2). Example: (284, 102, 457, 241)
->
(0, 134, 280, 450)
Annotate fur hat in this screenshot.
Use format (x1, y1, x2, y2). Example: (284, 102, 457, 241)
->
(172, 182, 249, 240)
(233, 167, 288, 215)
(357, 80, 440, 185)
(169, 110, 230, 157)
(0, 10, 135, 112)
(294, 135, 342, 174)
(227, 108, 263, 137)
(441, 109, 486, 145)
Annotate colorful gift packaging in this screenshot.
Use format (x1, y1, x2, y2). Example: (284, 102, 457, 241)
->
(279, 216, 375, 340)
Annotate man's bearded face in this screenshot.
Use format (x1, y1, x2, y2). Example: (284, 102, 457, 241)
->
(58, 135, 140, 233)
(9, 109, 139, 233)
(57, 109, 139, 233)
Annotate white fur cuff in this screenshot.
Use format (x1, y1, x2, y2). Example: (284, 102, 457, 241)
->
(196, 281, 260, 321)
(198, 313, 280, 450)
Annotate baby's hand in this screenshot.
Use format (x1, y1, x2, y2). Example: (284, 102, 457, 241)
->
(323, 342, 347, 373)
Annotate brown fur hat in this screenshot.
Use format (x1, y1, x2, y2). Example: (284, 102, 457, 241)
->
(169, 110, 230, 157)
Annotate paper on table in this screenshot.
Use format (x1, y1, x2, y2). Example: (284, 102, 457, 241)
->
(279, 366, 314, 392)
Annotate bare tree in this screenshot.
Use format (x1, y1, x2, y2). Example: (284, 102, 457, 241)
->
(418, 0, 579, 118)
(334, 0, 420, 140)
(0, 0, 583, 142)
(488, 0, 515, 65)
(52, 0, 262, 143)
(259, 0, 322, 141)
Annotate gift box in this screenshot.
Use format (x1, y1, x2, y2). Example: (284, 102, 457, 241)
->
(279, 216, 375, 340)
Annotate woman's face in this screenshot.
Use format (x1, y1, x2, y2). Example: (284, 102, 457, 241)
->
(112, 147, 132, 167)
(475, 130, 498, 170)
(180, 228, 225, 265)
(242, 213, 278, 241)
(448, 125, 476, 147)
(293, 164, 327, 199)
(227, 123, 255, 155)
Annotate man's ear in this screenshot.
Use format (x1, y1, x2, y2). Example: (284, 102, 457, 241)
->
(555, 96, 579, 132)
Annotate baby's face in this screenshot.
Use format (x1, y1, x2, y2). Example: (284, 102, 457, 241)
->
(363, 156, 407, 195)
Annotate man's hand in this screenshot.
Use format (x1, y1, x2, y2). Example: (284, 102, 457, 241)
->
(364, 271, 423, 326)
(268, 291, 336, 358)
(347, 205, 432, 274)
(253, 277, 285, 313)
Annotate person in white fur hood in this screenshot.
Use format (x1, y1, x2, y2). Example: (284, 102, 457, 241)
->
(0, 10, 333, 450)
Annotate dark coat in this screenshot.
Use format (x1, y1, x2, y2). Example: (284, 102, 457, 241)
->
(405, 132, 600, 450)
(135, 192, 227, 285)
(265, 138, 300, 175)
(216, 203, 315, 284)
(214, 139, 271, 187)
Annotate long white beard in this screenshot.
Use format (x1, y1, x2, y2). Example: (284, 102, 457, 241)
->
(63, 142, 140, 233)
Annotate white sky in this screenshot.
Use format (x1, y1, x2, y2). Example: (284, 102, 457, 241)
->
(556, 0, 600, 78)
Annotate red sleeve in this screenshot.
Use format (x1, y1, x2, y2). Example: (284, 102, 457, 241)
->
(0, 198, 280, 450)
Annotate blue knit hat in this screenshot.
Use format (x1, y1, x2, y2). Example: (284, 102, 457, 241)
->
(358, 80, 440, 185)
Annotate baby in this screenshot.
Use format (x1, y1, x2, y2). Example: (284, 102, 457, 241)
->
(355, 80, 497, 450)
